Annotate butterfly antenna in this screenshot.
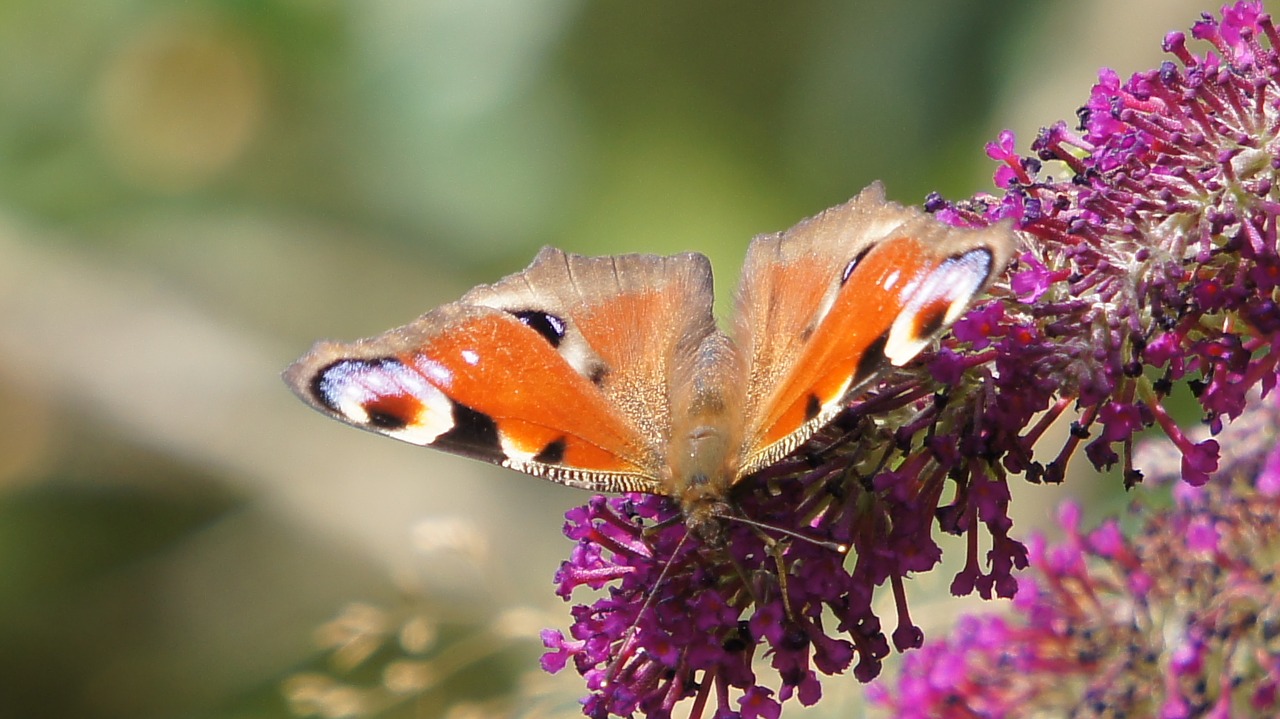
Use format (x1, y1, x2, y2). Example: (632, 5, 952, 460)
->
(601, 529, 690, 688)
(602, 516, 845, 686)
(713, 514, 847, 623)
(716, 513, 849, 554)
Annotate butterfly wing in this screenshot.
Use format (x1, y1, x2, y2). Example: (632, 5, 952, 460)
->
(733, 183, 1015, 477)
(284, 246, 717, 494)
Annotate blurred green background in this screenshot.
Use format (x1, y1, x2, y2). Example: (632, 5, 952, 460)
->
(0, 1, 1220, 717)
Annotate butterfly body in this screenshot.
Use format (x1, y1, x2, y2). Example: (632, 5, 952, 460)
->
(285, 183, 1014, 543)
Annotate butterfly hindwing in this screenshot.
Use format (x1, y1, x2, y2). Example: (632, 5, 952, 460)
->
(733, 183, 1014, 477)
(285, 247, 718, 494)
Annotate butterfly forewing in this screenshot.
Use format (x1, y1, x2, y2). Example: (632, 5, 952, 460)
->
(285, 246, 720, 495)
(733, 184, 1014, 477)
(462, 247, 717, 457)
(732, 185, 916, 419)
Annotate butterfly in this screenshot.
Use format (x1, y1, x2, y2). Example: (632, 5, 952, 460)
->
(284, 183, 1015, 545)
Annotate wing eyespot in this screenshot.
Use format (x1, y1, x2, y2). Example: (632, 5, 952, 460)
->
(915, 303, 949, 339)
(948, 247, 995, 283)
(365, 400, 414, 430)
(310, 368, 341, 412)
(511, 309, 568, 348)
(312, 357, 402, 413)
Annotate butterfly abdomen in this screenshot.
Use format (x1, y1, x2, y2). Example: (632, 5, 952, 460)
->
(669, 421, 736, 546)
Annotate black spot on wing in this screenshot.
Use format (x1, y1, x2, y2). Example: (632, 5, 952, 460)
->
(366, 406, 409, 430)
(511, 310, 567, 348)
(916, 303, 949, 340)
(533, 437, 567, 464)
(433, 400, 502, 460)
(588, 363, 609, 386)
(804, 393, 822, 421)
(840, 246, 876, 286)
(853, 331, 891, 385)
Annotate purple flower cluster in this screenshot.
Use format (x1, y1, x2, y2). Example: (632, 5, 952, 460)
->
(869, 387, 1280, 718)
(940, 0, 1280, 492)
(543, 3, 1280, 717)
(541, 485, 863, 719)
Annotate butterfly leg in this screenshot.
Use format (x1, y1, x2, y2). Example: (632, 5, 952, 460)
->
(761, 532, 800, 621)
(727, 525, 798, 621)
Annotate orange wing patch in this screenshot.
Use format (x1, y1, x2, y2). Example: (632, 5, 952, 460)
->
(414, 312, 657, 475)
(749, 236, 928, 453)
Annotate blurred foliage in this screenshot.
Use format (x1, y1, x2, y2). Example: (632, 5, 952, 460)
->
(0, 1, 1215, 717)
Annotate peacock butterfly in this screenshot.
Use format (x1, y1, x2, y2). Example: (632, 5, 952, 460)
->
(284, 183, 1014, 544)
